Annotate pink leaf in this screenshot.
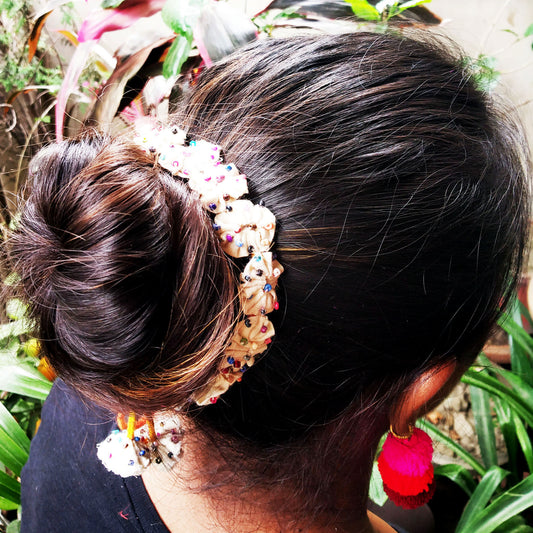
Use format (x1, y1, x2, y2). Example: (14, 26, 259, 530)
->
(55, 41, 95, 141)
(78, 0, 166, 43)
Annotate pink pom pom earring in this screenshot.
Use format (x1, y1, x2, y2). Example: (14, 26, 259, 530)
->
(377, 424, 435, 509)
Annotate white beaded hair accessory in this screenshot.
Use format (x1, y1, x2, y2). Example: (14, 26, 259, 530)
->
(134, 120, 283, 406)
(97, 122, 283, 477)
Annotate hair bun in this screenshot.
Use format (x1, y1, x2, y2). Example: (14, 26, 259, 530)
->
(9, 133, 236, 413)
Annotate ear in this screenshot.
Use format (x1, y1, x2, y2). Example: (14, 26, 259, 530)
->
(391, 360, 458, 436)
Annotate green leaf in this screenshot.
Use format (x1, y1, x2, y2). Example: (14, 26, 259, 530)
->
(434, 463, 476, 496)
(419, 419, 486, 476)
(0, 469, 21, 509)
(456, 465, 509, 533)
(0, 319, 33, 341)
(0, 361, 52, 400)
(101, 0, 126, 7)
(6, 299, 27, 321)
(368, 460, 388, 506)
(524, 23, 533, 37)
(6, 519, 21, 533)
(512, 412, 533, 473)
(0, 402, 30, 477)
(344, 0, 380, 21)
(462, 370, 533, 428)
(493, 515, 533, 532)
(492, 396, 519, 483)
(161, 0, 205, 36)
(517, 300, 533, 329)
(460, 475, 533, 533)
(3, 272, 20, 286)
(162, 34, 193, 78)
(470, 384, 498, 468)
(395, 0, 431, 14)
(498, 306, 533, 385)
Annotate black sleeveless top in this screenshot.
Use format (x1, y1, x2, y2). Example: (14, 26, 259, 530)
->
(21, 380, 169, 533)
(21, 380, 409, 533)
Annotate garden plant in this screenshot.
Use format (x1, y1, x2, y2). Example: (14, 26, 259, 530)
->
(1, 1, 532, 531)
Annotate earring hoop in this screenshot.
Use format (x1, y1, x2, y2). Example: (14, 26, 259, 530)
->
(389, 423, 414, 440)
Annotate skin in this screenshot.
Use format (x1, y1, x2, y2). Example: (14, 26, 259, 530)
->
(141, 361, 459, 533)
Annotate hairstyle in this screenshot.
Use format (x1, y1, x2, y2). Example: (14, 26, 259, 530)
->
(7, 32, 530, 517)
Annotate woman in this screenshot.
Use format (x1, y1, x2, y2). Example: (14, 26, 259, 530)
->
(11, 32, 529, 532)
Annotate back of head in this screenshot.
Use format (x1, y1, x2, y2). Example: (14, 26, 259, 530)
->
(7, 32, 530, 509)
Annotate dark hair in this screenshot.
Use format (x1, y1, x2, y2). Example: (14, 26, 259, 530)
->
(7, 32, 529, 519)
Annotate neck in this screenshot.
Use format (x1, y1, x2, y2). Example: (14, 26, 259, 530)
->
(141, 416, 390, 533)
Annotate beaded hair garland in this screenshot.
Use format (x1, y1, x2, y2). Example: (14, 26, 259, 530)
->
(97, 121, 283, 476)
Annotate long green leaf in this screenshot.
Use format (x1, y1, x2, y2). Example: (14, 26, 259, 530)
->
(470, 384, 498, 468)
(462, 370, 533, 428)
(456, 465, 509, 533)
(434, 463, 476, 496)
(0, 320, 33, 341)
(492, 396, 519, 484)
(0, 403, 30, 476)
(419, 419, 486, 476)
(493, 515, 533, 532)
(0, 362, 52, 400)
(0, 469, 21, 508)
(344, 0, 380, 20)
(461, 475, 533, 533)
(162, 34, 193, 78)
(509, 298, 533, 385)
(512, 413, 533, 473)
(368, 461, 387, 506)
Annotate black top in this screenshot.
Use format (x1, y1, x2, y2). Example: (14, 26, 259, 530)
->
(21, 380, 409, 533)
(21, 380, 170, 533)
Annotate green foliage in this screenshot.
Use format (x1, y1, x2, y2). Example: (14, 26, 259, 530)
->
(345, 0, 431, 23)
(462, 54, 501, 93)
(429, 296, 533, 531)
(0, 0, 62, 93)
(0, 296, 52, 513)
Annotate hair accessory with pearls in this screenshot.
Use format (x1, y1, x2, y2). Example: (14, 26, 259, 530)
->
(134, 121, 283, 406)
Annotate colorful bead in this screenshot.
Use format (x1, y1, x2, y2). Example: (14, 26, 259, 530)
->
(226, 234, 233, 243)
(264, 284, 272, 292)
(227, 356, 235, 365)
(240, 337, 248, 346)
(189, 140, 197, 146)
(155, 457, 162, 464)
(261, 325, 268, 333)
(244, 318, 251, 327)
(234, 360, 241, 368)
(168, 452, 174, 458)
(171, 435, 180, 443)
(226, 205, 233, 212)
(139, 450, 146, 456)
(265, 338, 272, 344)
(241, 364, 249, 372)
(274, 302, 280, 310)
(216, 175, 225, 183)
(255, 255, 262, 262)
(134, 436, 140, 442)
(256, 269, 263, 276)
(223, 193, 230, 201)
(128, 460, 134, 466)
(209, 397, 218, 404)
(237, 241, 244, 247)
(208, 203, 217, 211)
(248, 245, 254, 254)
(213, 223, 221, 231)
(226, 165, 232, 171)
(244, 275, 252, 282)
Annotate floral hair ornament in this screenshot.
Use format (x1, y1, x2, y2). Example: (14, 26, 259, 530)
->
(96, 121, 283, 477)
(133, 120, 283, 406)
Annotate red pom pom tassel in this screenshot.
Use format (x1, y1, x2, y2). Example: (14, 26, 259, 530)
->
(377, 426, 435, 509)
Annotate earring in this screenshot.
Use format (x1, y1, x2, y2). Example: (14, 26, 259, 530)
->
(377, 424, 435, 509)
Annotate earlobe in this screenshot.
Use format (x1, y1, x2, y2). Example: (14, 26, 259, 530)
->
(391, 360, 457, 436)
